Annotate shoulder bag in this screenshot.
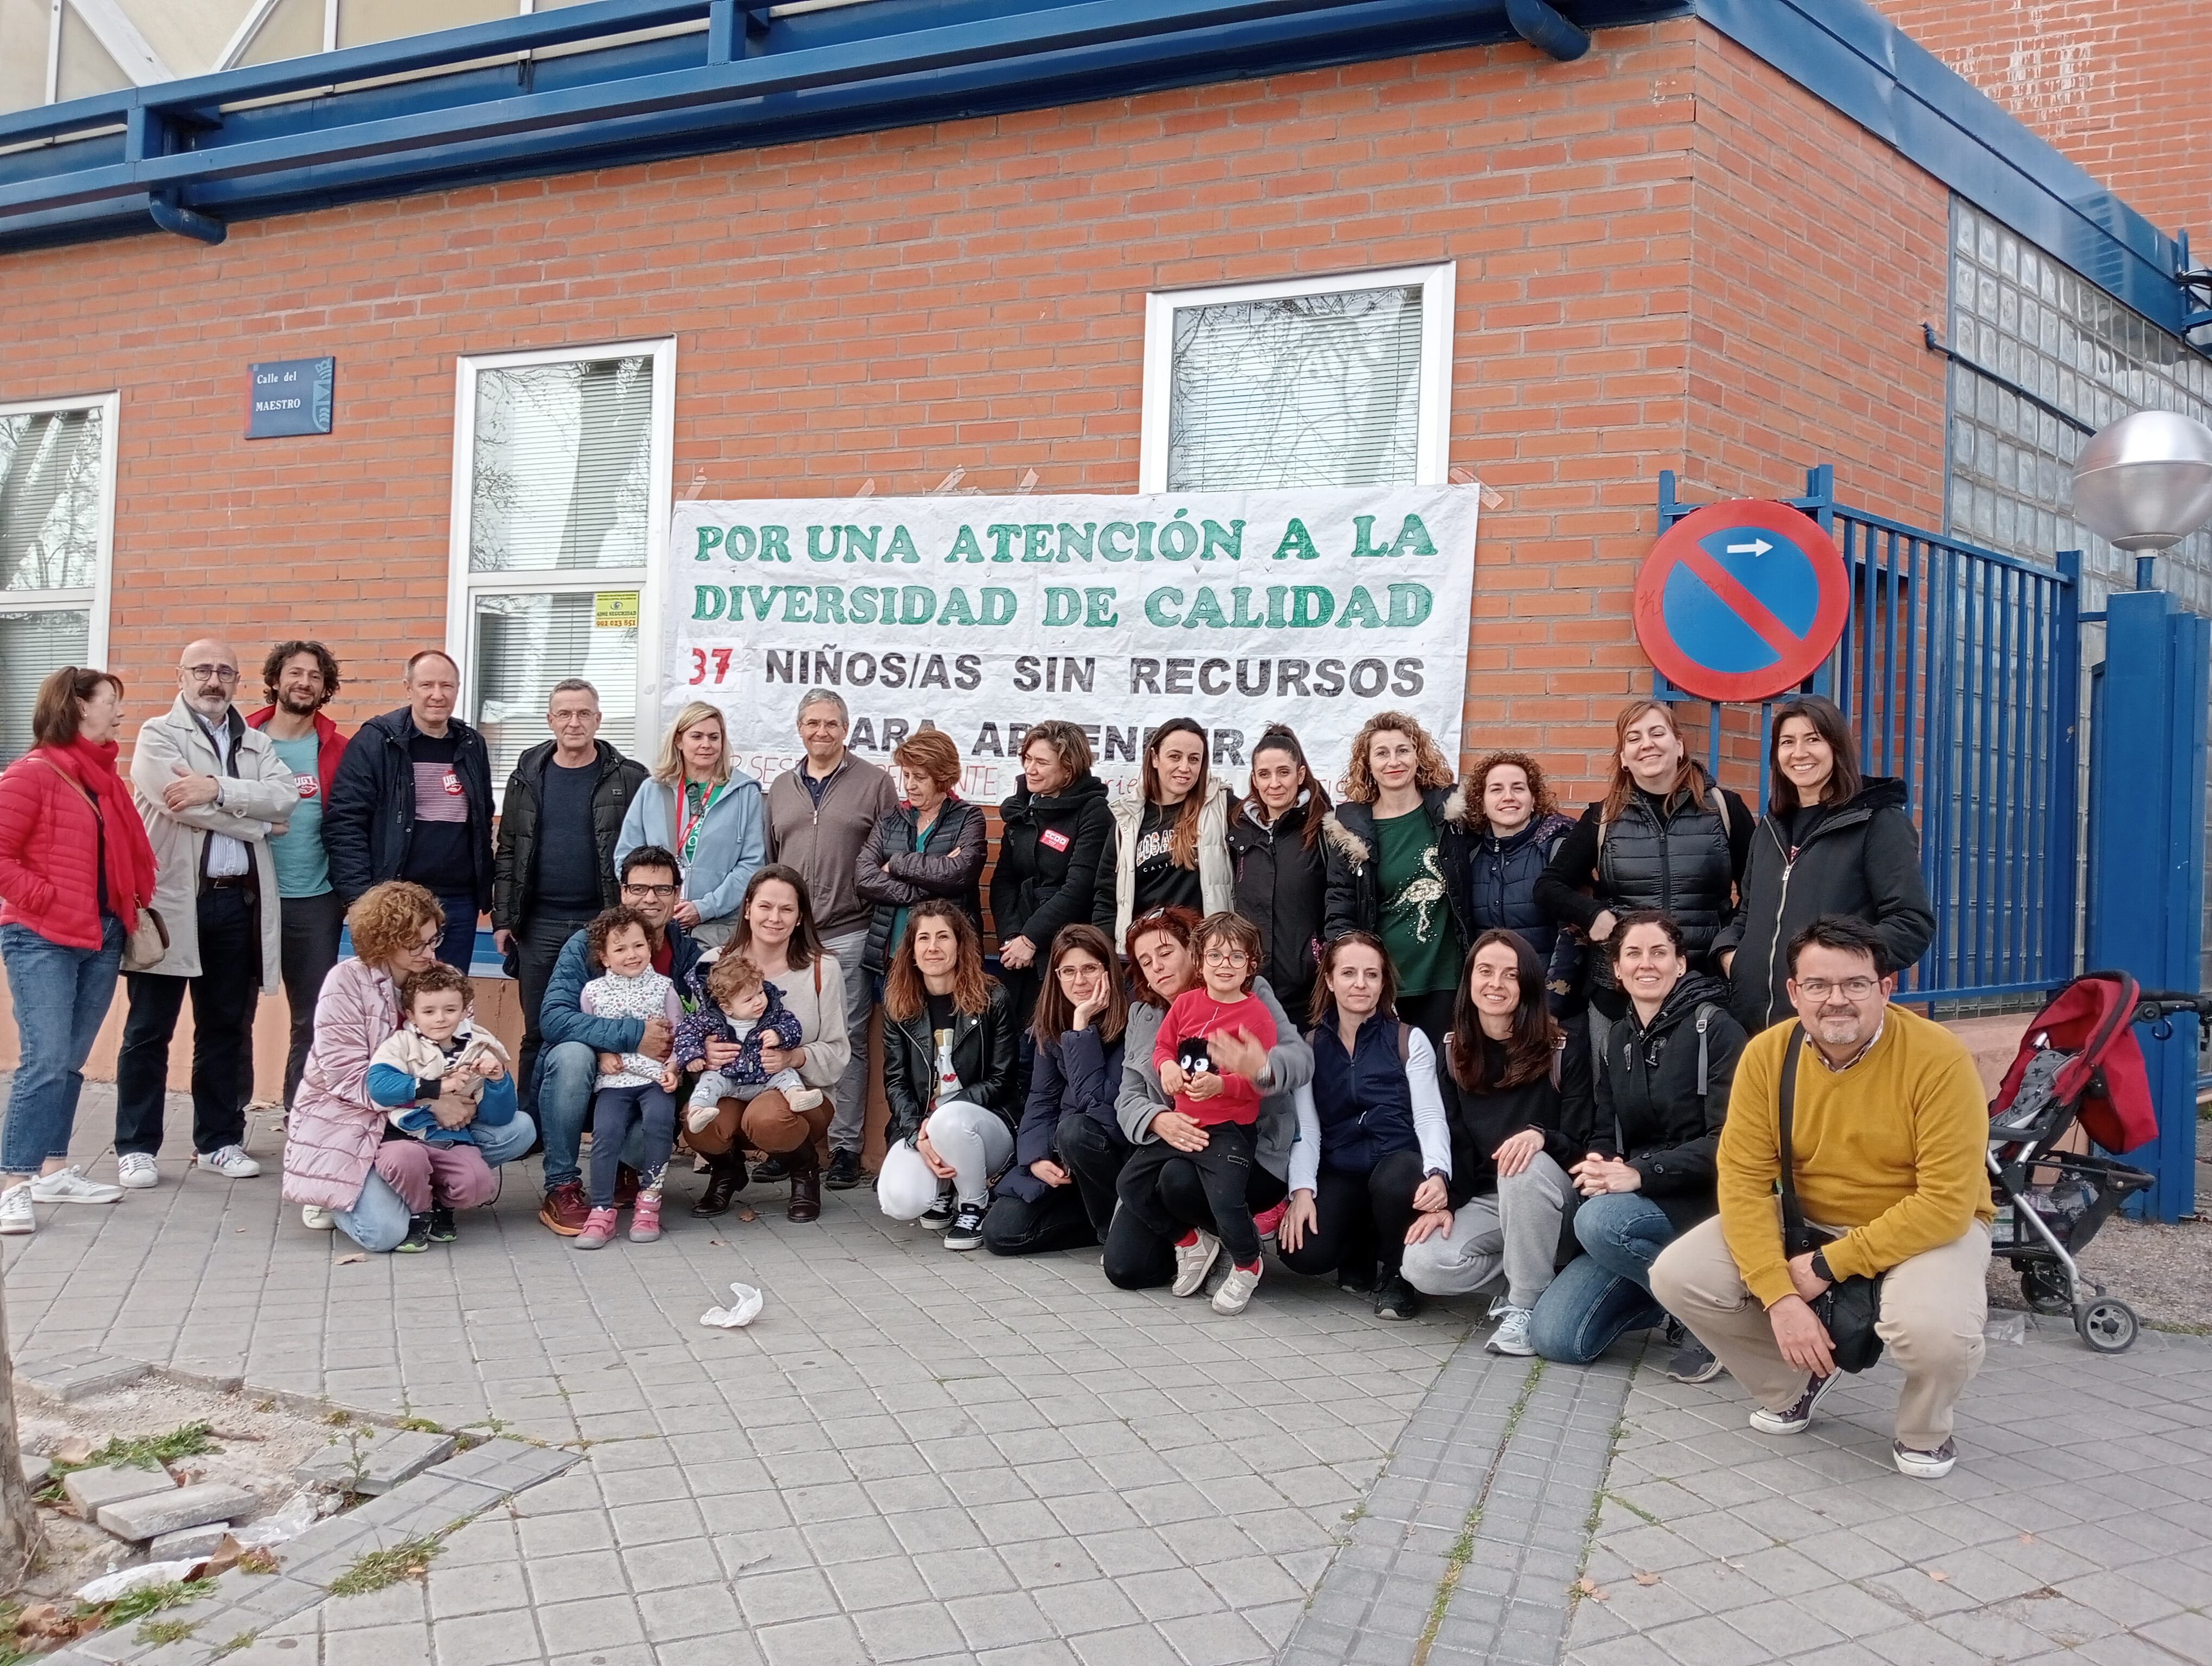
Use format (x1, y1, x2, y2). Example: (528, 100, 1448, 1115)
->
(36, 757, 167, 971)
(1777, 1023, 1887, 1373)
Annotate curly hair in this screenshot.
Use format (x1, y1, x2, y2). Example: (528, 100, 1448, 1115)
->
(705, 952, 766, 1005)
(587, 906, 652, 964)
(1342, 710, 1455, 804)
(345, 882, 444, 966)
(1192, 911, 1262, 995)
(884, 900, 994, 1022)
(1464, 751, 1558, 833)
(398, 962, 473, 1014)
(260, 640, 340, 708)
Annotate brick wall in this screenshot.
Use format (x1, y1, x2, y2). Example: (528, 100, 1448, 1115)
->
(1880, 0, 2208, 239)
(0, 14, 1964, 817)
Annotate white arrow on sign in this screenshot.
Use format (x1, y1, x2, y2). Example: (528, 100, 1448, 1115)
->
(1726, 539, 1773, 556)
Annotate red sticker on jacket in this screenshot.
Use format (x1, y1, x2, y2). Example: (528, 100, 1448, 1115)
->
(442, 772, 464, 796)
(1038, 828, 1070, 852)
(294, 774, 319, 800)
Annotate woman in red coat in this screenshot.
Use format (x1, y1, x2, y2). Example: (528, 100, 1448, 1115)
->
(0, 667, 158, 1236)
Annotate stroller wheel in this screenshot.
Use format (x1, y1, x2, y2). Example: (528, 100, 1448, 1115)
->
(2020, 1265, 2072, 1315)
(2074, 1298, 2139, 1354)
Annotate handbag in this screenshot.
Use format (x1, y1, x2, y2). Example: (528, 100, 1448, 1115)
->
(1777, 1023, 1887, 1374)
(36, 757, 168, 971)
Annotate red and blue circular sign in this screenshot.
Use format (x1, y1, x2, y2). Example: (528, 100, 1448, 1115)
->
(1633, 500, 1850, 702)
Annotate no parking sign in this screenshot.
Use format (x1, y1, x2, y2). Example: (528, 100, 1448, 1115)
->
(1632, 501, 1849, 702)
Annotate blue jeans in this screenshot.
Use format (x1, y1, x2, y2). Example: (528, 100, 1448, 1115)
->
(1, 918, 125, 1176)
(332, 1110, 537, 1252)
(433, 894, 479, 971)
(536, 1041, 650, 1190)
(1529, 1192, 1677, 1366)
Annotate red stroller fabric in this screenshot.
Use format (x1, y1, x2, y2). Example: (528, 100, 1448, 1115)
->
(1992, 973, 2158, 1154)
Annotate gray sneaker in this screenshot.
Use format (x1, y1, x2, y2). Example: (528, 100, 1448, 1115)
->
(1893, 1438, 1957, 1479)
(1750, 1372, 1841, 1434)
(1663, 1331, 1723, 1384)
(1486, 1306, 1535, 1356)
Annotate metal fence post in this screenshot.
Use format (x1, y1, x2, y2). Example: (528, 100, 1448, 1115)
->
(2085, 587, 2208, 1220)
(2043, 552, 2083, 985)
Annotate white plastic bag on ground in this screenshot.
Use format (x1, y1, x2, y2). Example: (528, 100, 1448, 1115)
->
(75, 1561, 201, 1604)
(231, 1494, 320, 1548)
(700, 1283, 764, 1329)
(1984, 1311, 2029, 1345)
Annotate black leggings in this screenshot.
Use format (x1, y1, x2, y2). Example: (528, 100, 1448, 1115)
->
(1103, 1140, 1289, 1289)
(1277, 1150, 1424, 1284)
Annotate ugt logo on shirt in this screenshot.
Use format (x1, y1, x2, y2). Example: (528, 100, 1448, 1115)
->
(442, 772, 464, 796)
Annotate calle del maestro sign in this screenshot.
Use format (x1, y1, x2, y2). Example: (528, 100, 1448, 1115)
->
(1632, 499, 1850, 702)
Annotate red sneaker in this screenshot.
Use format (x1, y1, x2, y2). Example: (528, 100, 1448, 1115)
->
(1253, 1200, 1289, 1241)
(538, 1181, 590, 1236)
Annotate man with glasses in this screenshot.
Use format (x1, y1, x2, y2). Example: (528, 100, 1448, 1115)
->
(325, 650, 494, 969)
(1652, 914, 1993, 1481)
(492, 679, 646, 1123)
(114, 639, 300, 1187)
(530, 845, 703, 1234)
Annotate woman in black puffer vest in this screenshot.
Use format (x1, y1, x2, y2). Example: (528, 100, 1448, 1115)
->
(1535, 700, 1752, 1035)
(1714, 696, 1934, 1035)
(1228, 726, 1332, 1020)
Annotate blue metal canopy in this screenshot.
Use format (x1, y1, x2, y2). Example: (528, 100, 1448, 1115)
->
(0, 0, 2195, 349)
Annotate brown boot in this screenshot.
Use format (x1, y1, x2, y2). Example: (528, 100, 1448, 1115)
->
(786, 1144, 822, 1223)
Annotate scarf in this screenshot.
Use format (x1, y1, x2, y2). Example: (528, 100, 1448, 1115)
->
(45, 736, 157, 917)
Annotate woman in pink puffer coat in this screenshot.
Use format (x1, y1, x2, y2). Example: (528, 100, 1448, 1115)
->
(284, 882, 536, 1250)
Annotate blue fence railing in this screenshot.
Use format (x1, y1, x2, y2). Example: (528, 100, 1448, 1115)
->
(1656, 467, 2079, 1005)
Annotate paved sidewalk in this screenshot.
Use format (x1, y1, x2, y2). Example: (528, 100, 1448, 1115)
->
(4, 1080, 2209, 1665)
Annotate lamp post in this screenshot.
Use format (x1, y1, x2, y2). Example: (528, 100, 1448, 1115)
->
(2071, 409, 2212, 563)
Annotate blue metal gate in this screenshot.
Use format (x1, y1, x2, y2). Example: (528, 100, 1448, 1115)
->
(1655, 466, 2080, 1007)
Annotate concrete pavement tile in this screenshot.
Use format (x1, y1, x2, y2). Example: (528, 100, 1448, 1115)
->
(754, 1612, 874, 1665)
(733, 1567, 841, 1627)
(947, 1590, 1056, 1650)
(912, 1547, 1018, 1600)
(1154, 1607, 1275, 1664)
(520, 1548, 629, 1605)
(432, 1610, 547, 1664)
(635, 1581, 745, 1643)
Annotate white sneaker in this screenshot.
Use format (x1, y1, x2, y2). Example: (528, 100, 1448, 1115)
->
(29, 1167, 123, 1205)
(195, 1146, 262, 1179)
(1486, 1306, 1535, 1356)
(1172, 1229, 1221, 1298)
(1211, 1259, 1262, 1315)
(116, 1154, 159, 1189)
(0, 1184, 34, 1236)
(684, 1098, 719, 1135)
(300, 1205, 333, 1231)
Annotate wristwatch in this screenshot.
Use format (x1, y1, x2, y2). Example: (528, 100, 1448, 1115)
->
(1808, 1248, 1835, 1284)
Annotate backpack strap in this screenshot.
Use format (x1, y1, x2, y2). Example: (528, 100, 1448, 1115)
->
(1711, 786, 1731, 838)
(1694, 1002, 1716, 1098)
(1548, 1033, 1564, 1092)
(1397, 1022, 1412, 1066)
(1777, 1023, 1813, 1256)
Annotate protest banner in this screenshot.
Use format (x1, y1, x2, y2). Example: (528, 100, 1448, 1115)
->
(665, 485, 1478, 799)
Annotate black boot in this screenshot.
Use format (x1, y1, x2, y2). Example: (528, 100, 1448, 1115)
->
(691, 1150, 748, 1218)
(753, 1151, 793, 1183)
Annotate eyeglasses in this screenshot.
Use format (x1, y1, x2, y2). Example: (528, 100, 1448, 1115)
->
(184, 665, 239, 683)
(1797, 977, 1880, 1000)
(623, 883, 679, 900)
(1202, 948, 1250, 967)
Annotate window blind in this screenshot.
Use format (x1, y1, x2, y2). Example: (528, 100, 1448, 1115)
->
(1167, 285, 1423, 492)
(0, 610, 89, 762)
(471, 591, 639, 782)
(469, 356, 654, 574)
(1, 406, 103, 594)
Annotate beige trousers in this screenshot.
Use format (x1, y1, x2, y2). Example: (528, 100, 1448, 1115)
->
(1651, 1212, 1991, 1451)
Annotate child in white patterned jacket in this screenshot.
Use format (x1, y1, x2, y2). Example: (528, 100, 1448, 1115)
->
(575, 907, 684, 1250)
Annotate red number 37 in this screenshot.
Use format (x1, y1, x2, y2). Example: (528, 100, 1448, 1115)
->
(689, 648, 733, 685)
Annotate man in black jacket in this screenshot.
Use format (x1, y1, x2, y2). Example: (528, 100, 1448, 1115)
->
(492, 679, 647, 1119)
(324, 650, 494, 968)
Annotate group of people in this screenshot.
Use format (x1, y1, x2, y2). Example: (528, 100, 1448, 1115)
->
(1, 648, 2001, 1477)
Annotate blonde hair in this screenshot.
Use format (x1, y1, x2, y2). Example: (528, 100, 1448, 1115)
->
(655, 701, 730, 789)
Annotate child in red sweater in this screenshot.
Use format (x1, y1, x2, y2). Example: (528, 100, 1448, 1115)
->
(1122, 912, 1279, 1313)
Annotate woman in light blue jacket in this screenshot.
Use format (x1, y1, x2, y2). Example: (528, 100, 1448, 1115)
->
(614, 701, 764, 948)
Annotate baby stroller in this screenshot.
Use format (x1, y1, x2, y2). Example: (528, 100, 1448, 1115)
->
(1986, 970, 2203, 1354)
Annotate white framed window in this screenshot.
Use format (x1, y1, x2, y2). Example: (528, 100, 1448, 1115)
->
(446, 338, 674, 790)
(0, 391, 117, 762)
(1139, 264, 1456, 492)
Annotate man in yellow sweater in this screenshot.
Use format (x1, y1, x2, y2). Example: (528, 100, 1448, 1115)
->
(1652, 916, 1992, 1479)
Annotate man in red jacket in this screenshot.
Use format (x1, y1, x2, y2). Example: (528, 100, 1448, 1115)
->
(247, 642, 348, 1110)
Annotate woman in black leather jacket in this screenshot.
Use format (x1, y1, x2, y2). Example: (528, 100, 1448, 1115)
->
(874, 901, 1018, 1248)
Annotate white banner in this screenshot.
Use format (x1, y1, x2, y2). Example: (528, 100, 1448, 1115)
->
(664, 485, 1478, 802)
